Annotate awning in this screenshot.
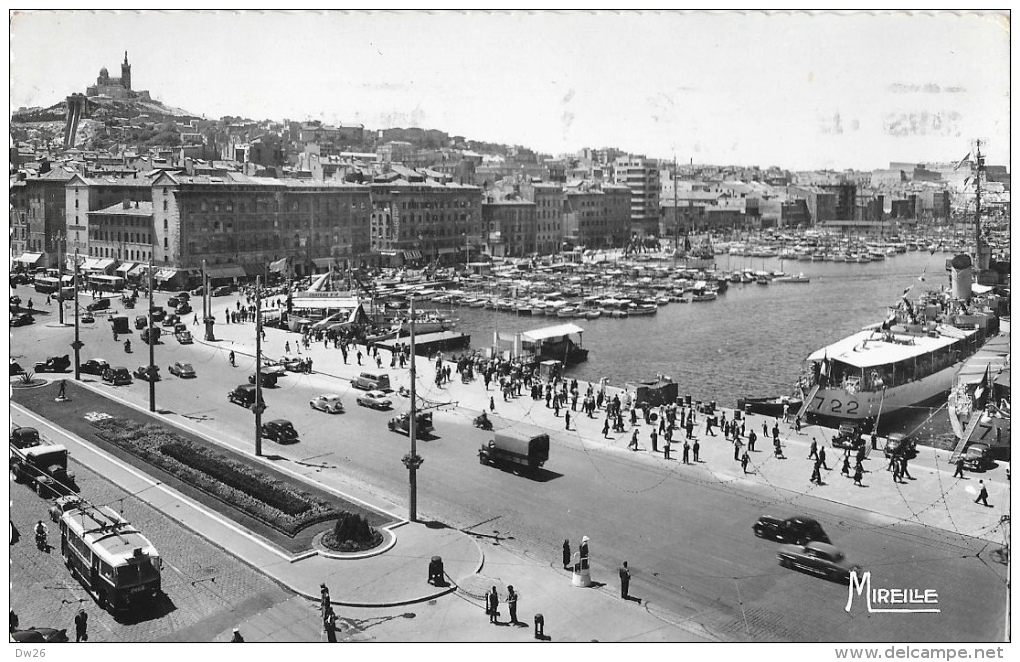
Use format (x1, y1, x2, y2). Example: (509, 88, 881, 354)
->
(206, 266, 246, 279)
(403, 251, 423, 260)
(95, 258, 117, 271)
(437, 247, 458, 255)
(116, 262, 137, 274)
(128, 264, 149, 277)
(155, 268, 182, 282)
(15, 252, 43, 265)
(521, 323, 585, 342)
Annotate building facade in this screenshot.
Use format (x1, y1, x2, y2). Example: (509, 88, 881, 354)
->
(520, 182, 565, 254)
(563, 183, 631, 248)
(481, 199, 537, 258)
(613, 155, 660, 237)
(66, 175, 152, 257)
(86, 200, 155, 263)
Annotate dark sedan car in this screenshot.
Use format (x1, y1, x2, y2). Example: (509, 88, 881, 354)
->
(11, 627, 69, 643)
(882, 432, 916, 459)
(248, 370, 279, 388)
(151, 307, 167, 322)
(777, 541, 861, 584)
(80, 359, 111, 376)
(102, 366, 132, 386)
(86, 298, 111, 313)
(261, 419, 298, 443)
(11, 313, 34, 327)
(133, 365, 161, 382)
(753, 515, 831, 545)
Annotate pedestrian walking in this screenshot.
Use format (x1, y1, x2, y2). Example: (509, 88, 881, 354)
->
(733, 438, 742, 461)
(747, 430, 756, 452)
(619, 561, 631, 600)
(74, 608, 88, 642)
(193, 314, 198, 325)
(319, 583, 331, 621)
(562, 539, 571, 569)
(490, 396, 496, 413)
(900, 455, 913, 480)
(953, 457, 966, 478)
(692, 439, 700, 462)
(774, 438, 785, 459)
(808, 438, 818, 459)
(507, 585, 521, 625)
(853, 465, 864, 486)
(818, 446, 828, 470)
(682, 441, 690, 464)
(741, 451, 750, 474)
(603, 418, 610, 438)
(810, 465, 822, 484)
(975, 480, 989, 506)
(841, 455, 851, 477)
(663, 438, 671, 460)
(629, 429, 639, 451)
(783, 403, 790, 423)
(487, 586, 500, 623)
(324, 609, 338, 642)
(795, 416, 802, 433)
(230, 628, 244, 642)
(356, 350, 362, 365)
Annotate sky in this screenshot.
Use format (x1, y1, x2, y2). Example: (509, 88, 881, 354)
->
(8, 10, 1011, 171)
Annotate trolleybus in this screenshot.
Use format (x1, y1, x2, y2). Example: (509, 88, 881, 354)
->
(59, 505, 162, 612)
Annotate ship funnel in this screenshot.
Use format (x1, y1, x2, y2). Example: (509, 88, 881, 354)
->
(949, 253, 973, 300)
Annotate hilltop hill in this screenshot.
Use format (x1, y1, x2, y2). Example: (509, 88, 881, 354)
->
(11, 94, 200, 125)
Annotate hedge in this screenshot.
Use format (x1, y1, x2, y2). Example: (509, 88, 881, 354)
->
(90, 416, 342, 536)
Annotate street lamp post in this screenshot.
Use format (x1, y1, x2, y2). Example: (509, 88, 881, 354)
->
(400, 296, 423, 521)
(147, 255, 156, 412)
(71, 250, 83, 380)
(254, 276, 264, 457)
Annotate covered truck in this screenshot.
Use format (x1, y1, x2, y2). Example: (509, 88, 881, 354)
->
(479, 429, 550, 473)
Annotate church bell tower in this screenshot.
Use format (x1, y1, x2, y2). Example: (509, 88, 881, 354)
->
(121, 51, 132, 90)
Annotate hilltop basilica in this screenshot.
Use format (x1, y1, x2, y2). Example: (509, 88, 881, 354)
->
(85, 51, 150, 100)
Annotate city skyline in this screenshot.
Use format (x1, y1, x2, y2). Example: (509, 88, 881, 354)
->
(10, 10, 1011, 170)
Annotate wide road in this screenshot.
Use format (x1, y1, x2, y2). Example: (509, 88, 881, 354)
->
(11, 284, 1007, 642)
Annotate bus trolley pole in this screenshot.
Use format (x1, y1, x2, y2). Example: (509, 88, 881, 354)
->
(253, 276, 264, 457)
(71, 250, 83, 380)
(401, 296, 423, 522)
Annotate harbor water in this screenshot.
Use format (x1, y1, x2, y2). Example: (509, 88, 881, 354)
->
(449, 251, 960, 446)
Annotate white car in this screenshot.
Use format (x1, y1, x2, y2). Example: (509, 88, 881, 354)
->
(310, 394, 344, 414)
(356, 390, 392, 410)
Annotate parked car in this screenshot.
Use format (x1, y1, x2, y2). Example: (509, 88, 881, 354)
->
(353, 371, 391, 391)
(10, 627, 69, 643)
(211, 285, 233, 297)
(80, 312, 95, 324)
(356, 389, 392, 410)
(167, 295, 183, 308)
(135, 315, 148, 329)
(10, 360, 26, 376)
(80, 359, 110, 376)
(34, 355, 71, 373)
(133, 365, 161, 382)
(49, 494, 85, 522)
(161, 314, 181, 327)
(10, 295, 22, 307)
(388, 412, 434, 437)
(260, 360, 288, 376)
(11, 313, 34, 327)
(310, 394, 344, 414)
(175, 291, 191, 301)
(830, 422, 864, 450)
(753, 515, 831, 545)
(150, 307, 167, 322)
(102, 366, 132, 385)
(228, 384, 265, 410)
(248, 370, 278, 388)
(175, 329, 193, 344)
(261, 419, 299, 443)
(141, 327, 161, 344)
(882, 432, 916, 459)
(86, 298, 111, 312)
(177, 302, 192, 315)
(777, 541, 861, 584)
(963, 442, 994, 471)
(168, 362, 196, 378)
(190, 286, 205, 296)
(10, 426, 42, 449)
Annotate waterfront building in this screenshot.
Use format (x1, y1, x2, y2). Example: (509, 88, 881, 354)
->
(613, 155, 660, 237)
(520, 182, 565, 254)
(482, 197, 537, 258)
(563, 182, 630, 248)
(369, 171, 482, 266)
(10, 176, 29, 259)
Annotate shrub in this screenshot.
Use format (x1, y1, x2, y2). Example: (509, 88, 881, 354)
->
(19, 372, 35, 385)
(322, 511, 383, 553)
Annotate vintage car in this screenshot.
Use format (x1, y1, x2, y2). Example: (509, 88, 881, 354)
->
(150, 307, 167, 323)
(388, 412, 434, 437)
(248, 370, 279, 388)
(11, 312, 34, 327)
(34, 355, 71, 373)
(356, 390, 392, 410)
(211, 285, 234, 297)
(309, 394, 344, 414)
(168, 362, 196, 378)
(102, 366, 133, 386)
(259, 359, 288, 376)
(882, 432, 916, 459)
(282, 357, 312, 373)
(963, 443, 994, 471)
(261, 419, 299, 443)
(753, 515, 831, 545)
(135, 315, 148, 330)
(175, 329, 194, 344)
(777, 541, 861, 583)
(141, 327, 161, 344)
(228, 384, 266, 410)
(80, 311, 95, 324)
(161, 314, 182, 327)
(80, 359, 110, 376)
(85, 298, 111, 312)
(10, 627, 69, 643)
(11, 426, 42, 449)
(10, 294, 22, 308)
(133, 365, 161, 382)
(830, 423, 864, 451)
(10, 360, 26, 376)
(176, 302, 193, 315)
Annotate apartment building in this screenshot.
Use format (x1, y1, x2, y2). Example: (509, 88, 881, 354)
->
(563, 183, 631, 248)
(481, 198, 537, 258)
(520, 182, 565, 254)
(613, 155, 660, 236)
(66, 174, 152, 257)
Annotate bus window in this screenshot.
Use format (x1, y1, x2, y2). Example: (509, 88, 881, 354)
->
(99, 559, 115, 582)
(116, 560, 158, 584)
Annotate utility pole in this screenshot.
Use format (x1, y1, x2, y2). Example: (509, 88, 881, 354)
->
(147, 254, 156, 412)
(71, 250, 83, 380)
(203, 258, 215, 341)
(401, 296, 423, 521)
(56, 233, 65, 325)
(254, 276, 264, 456)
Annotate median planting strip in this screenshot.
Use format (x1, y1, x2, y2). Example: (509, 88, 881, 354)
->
(13, 381, 396, 554)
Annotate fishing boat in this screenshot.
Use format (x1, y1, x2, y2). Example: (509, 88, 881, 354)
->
(773, 273, 811, 284)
